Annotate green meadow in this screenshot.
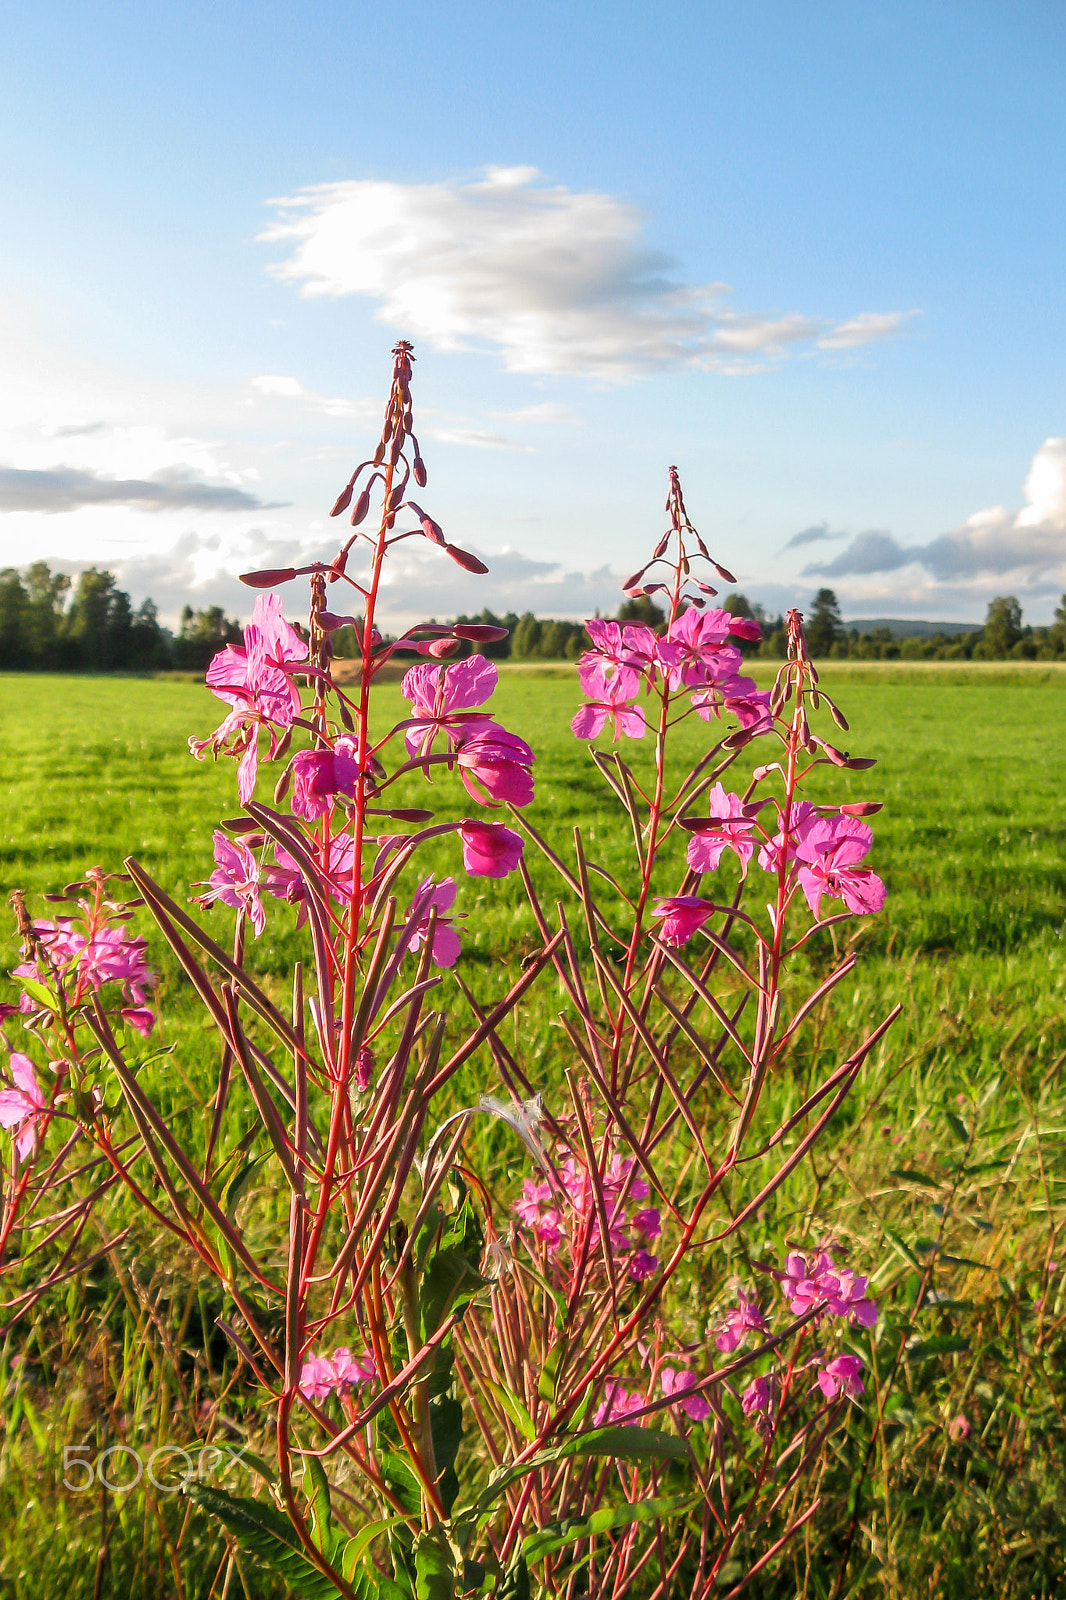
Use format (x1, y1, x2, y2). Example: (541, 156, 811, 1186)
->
(1, 664, 1065, 1598)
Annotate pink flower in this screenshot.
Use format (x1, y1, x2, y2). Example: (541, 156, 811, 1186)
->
(593, 1382, 645, 1426)
(629, 1249, 658, 1282)
(455, 726, 535, 807)
(580, 620, 659, 695)
(685, 784, 757, 878)
(756, 801, 820, 875)
(401, 655, 498, 755)
(404, 877, 463, 968)
(660, 1367, 712, 1422)
(651, 895, 715, 947)
(816, 1354, 865, 1402)
(331, 1347, 377, 1391)
(195, 594, 308, 804)
(714, 1288, 769, 1354)
(779, 1250, 877, 1328)
(948, 1413, 971, 1441)
(17, 918, 156, 1020)
(298, 1353, 338, 1401)
(659, 607, 745, 690)
(196, 831, 267, 937)
(458, 820, 524, 878)
(514, 1180, 565, 1253)
(0, 1053, 47, 1162)
(794, 817, 887, 919)
(740, 1373, 777, 1437)
(121, 1007, 156, 1038)
(571, 662, 646, 742)
(631, 1208, 662, 1241)
(354, 1047, 374, 1091)
(290, 738, 360, 820)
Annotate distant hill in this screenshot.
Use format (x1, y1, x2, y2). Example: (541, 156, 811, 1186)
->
(845, 617, 980, 639)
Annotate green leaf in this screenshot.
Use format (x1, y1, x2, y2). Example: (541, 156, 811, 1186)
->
(466, 1425, 687, 1522)
(889, 1168, 941, 1190)
(537, 1344, 563, 1405)
(185, 1482, 342, 1599)
(342, 1518, 406, 1583)
(430, 1394, 463, 1515)
(905, 1335, 971, 1361)
(496, 1555, 530, 1600)
(420, 1245, 484, 1343)
(485, 1380, 535, 1443)
(945, 1112, 969, 1144)
(881, 1223, 921, 1270)
(303, 1454, 338, 1558)
(17, 976, 56, 1012)
(521, 1493, 698, 1564)
(380, 1450, 423, 1518)
(413, 1528, 455, 1600)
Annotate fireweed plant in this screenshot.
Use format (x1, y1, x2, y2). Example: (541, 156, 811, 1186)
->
(0, 344, 900, 1599)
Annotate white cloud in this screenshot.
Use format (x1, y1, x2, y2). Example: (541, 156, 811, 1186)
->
(260, 167, 907, 380)
(802, 437, 1066, 614)
(818, 312, 916, 349)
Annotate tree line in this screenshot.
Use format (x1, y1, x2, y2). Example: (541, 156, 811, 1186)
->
(3, 563, 1065, 672)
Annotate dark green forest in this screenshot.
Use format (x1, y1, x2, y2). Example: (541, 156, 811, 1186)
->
(2, 563, 1065, 670)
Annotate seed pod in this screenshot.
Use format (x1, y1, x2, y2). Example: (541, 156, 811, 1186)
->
(239, 567, 297, 587)
(445, 544, 488, 574)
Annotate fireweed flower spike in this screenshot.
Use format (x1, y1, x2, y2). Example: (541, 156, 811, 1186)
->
(4, 367, 904, 1600)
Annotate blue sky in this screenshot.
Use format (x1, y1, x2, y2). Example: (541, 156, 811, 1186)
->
(2, 0, 1064, 627)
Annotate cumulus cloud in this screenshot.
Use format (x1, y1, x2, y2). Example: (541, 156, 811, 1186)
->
(84, 524, 634, 631)
(248, 374, 378, 422)
(0, 465, 281, 515)
(804, 438, 1066, 591)
(260, 166, 906, 379)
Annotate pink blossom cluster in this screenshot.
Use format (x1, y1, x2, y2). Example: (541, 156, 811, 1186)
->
(778, 1248, 878, 1328)
(15, 918, 156, 1036)
(571, 611, 770, 743)
(400, 656, 535, 808)
(298, 1346, 377, 1402)
(191, 594, 308, 804)
(514, 1155, 661, 1282)
(593, 1350, 714, 1427)
(652, 784, 886, 946)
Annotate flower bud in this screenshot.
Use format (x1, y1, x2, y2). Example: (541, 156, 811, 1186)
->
(622, 567, 647, 591)
(713, 561, 737, 584)
(274, 766, 292, 804)
(454, 623, 509, 642)
(330, 483, 354, 517)
(239, 567, 297, 587)
(413, 454, 427, 487)
(337, 699, 355, 731)
(842, 756, 877, 770)
(653, 532, 671, 559)
(839, 801, 883, 816)
(350, 487, 372, 526)
(446, 544, 489, 574)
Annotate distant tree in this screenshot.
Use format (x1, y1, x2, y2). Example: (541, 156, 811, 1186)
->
(617, 595, 665, 629)
(65, 568, 133, 670)
(0, 569, 30, 669)
(806, 589, 844, 656)
(128, 598, 171, 670)
(25, 562, 70, 666)
(173, 604, 243, 670)
(982, 595, 1023, 658)
(511, 614, 543, 659)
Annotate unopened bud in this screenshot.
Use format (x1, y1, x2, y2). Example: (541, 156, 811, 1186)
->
(413, 454, 427, 487)
(446, 544, 488, 574)
(239, 567, 297, 587)
(454, 623, 509, 642)
(826, 698, 849, 732)
(622, 567, 647, 591)
(350, 487, 372, 526)
(713, 561, 737, 584)
(840, 800, 883, 816)
(273, 766, 292, 804)
(330, 483, 354, 517)
(338, 699, 355, 731)
(653, 532, 670, 559)
(843, 756, 877, 770)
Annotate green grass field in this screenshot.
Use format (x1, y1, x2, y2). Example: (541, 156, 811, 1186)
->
(1, 666, 1065, 1598)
